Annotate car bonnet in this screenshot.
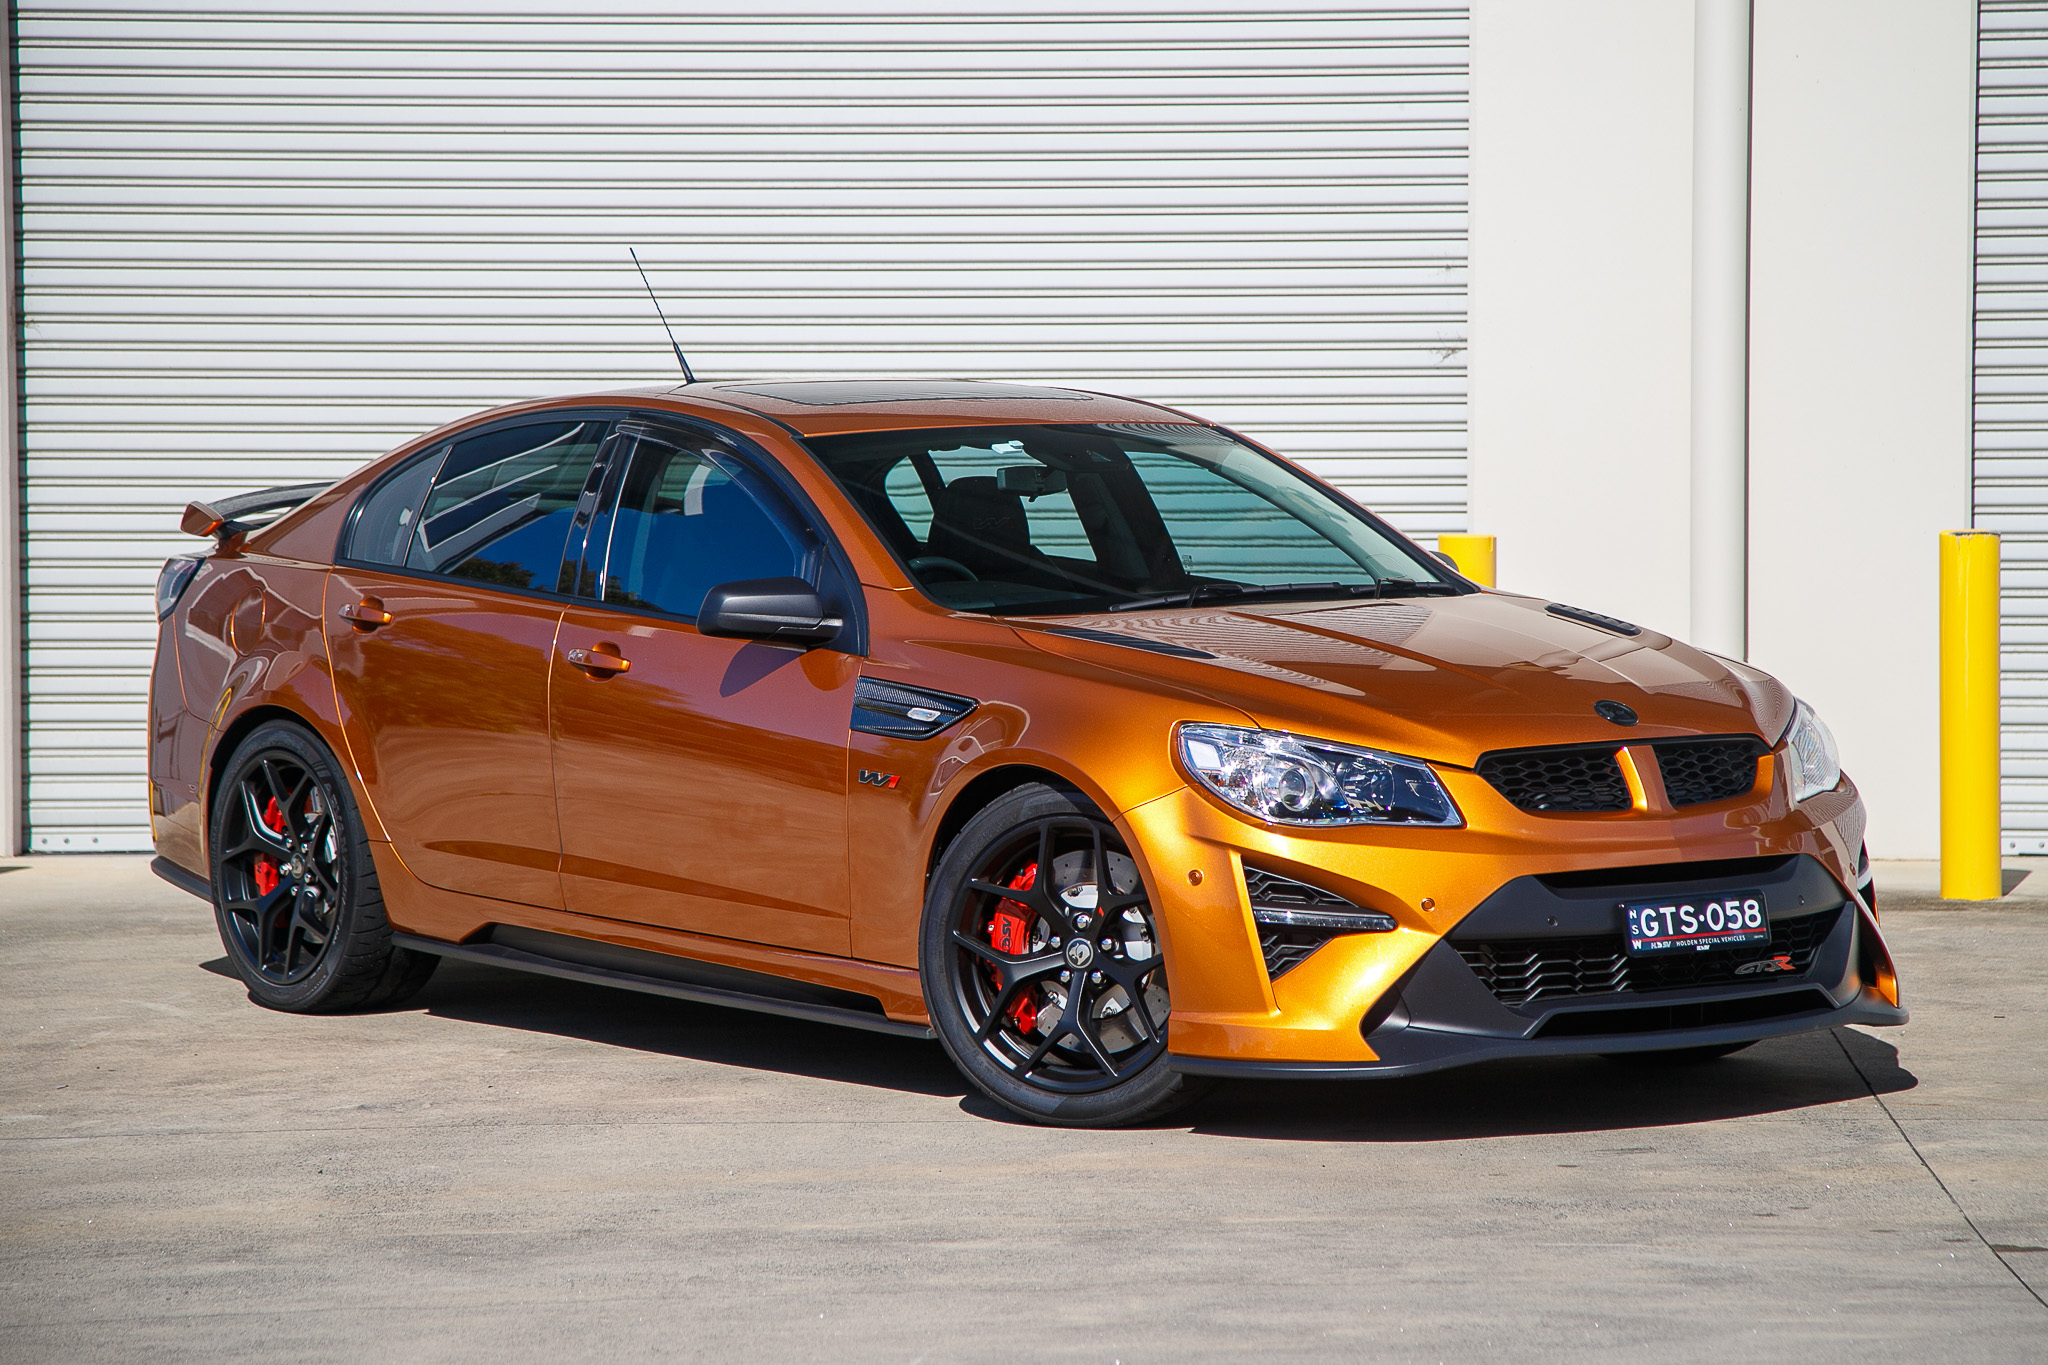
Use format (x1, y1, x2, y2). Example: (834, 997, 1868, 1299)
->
(1012, 591, 1794, 770)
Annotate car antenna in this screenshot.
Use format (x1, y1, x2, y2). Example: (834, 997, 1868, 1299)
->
(629, 247, 696, 384)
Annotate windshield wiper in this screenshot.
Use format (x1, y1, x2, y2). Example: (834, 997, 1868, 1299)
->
(1373, 578, 1461, 598)
(1109, 581, 1380, 612)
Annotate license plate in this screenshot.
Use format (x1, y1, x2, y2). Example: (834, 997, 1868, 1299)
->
(1622, 889, 1770, 955)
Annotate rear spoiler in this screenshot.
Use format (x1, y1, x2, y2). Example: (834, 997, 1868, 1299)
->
(179, 481, 331, 543)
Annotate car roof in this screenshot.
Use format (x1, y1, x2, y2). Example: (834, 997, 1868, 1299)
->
(644, 378, 1199, 437)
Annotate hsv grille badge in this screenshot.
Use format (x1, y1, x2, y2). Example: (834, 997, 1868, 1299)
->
(1735, 954, 1797, 976)
(857, 769, 901, 788)
(1065, 939, 1095, 969)
(1594, 699, 1638, 726)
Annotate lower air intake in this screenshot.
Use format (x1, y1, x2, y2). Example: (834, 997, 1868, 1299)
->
(1244, 867, 1395, 980)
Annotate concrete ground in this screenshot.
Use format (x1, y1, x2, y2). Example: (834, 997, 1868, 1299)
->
(1, 856, 2043, 1363)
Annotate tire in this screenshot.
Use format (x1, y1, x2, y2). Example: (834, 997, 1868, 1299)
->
(208, 720, 437, 1013)
(1602, 1040, 1758, 1065)
(921, 782, 1209, 1127)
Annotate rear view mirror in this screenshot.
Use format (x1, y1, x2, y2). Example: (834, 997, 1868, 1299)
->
(996, 465, 1068, 498)
(697, 577, 843, 646)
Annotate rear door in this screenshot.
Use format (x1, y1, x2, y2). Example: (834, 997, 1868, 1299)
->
(326, 414, 613, 908)
(548, 422, 860, 954)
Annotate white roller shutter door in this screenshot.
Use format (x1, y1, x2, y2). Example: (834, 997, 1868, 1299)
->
(16, 1, 1469, 851)
(1979, 1, 2048, 852)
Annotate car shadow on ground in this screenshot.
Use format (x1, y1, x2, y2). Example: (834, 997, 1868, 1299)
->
(405, 957, 971, 1098)
(203, 954, 1915, 1136)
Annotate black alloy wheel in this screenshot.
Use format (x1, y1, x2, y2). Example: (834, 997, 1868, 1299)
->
(922, 783, 1207, 1126)
(209, 721, 436, 1012)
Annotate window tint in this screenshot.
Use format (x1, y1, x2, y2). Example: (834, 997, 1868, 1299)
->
(344, 448, 446, 566)
(583, 438, 806, 619)
(1124, 444, 1380, 584)
(406, 420, 609, 591)
(805, 423, 1453, 615)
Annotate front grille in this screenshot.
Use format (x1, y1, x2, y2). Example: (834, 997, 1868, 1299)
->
(1653, 736, 1766, 807)
(1245, 867, 1394, 980)
(1475, 744, 1630, 813)
(1458, 907, 1841, 1007)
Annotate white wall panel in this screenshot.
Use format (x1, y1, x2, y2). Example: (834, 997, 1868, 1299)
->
(1748, 0, 1976, 865)
(1979, 1, 2048, 852)
(16, 1, 1469, 850)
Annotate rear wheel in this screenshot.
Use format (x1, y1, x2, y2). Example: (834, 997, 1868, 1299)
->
(209, 721, 436, 1012)
(921, 783, 1208, 1127)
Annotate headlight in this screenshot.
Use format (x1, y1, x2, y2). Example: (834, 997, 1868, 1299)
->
(1177, 723, 1461, 827)
(1784, 699, 1841, 803)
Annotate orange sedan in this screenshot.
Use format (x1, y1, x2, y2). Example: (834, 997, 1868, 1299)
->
(148, 380, 1903, 1126)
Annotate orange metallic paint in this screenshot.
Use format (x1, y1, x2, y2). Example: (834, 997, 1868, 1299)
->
(323, 568, 567, 908)
(550, 607, 858, 954)
(152, 381, 1893, 1069)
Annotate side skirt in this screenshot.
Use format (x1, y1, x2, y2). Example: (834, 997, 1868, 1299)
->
(151, 856, 212, 901)
(391, 932, 937, 1041)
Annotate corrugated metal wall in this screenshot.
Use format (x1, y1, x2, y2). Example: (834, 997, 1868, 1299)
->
(16, 1, 1469, 852)
(1978, 1, 2048, 852)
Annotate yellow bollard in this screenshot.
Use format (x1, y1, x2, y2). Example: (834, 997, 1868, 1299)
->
(1438, 533, 1496, 587)
(1940, 530, 2002, 900)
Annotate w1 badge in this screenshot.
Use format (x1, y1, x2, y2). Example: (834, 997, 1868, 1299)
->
(1622, 890, 1769, 955)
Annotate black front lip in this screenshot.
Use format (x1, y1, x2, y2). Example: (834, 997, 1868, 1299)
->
(1170, 985, 1906, 1081)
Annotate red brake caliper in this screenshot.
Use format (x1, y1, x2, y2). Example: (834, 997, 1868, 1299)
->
(987, 862, 1040, 1033)
(252, 796, 286, 896)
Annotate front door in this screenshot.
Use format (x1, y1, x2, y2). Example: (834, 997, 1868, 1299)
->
(325, 414, 612, 908)
(549, 426, 858, 954)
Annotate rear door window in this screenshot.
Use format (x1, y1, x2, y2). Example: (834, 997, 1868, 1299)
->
(399, 418, 611, 591)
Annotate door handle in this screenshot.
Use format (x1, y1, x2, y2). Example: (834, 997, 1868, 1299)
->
(566, 645, 631, 677)
(337, 599, 392, 630)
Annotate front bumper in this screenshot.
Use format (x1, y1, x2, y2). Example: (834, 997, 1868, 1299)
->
(1170, 854, 1905, 1079)
(1128, 780, 1901, 1074)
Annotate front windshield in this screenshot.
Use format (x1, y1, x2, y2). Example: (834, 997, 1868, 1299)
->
(804, 421, 1461, 616)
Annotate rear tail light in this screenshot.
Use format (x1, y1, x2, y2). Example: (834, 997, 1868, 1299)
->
(156, 555, 203, 618)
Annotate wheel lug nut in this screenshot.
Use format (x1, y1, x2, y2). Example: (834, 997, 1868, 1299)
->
(1059, 970, 1070, 982)
(1051, 936, 1061, 947)
(1090, 971, 1102, 984)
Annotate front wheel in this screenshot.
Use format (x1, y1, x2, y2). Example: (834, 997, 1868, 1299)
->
(209, 720, 436, 1012)
(921, 783, 1207, 1127)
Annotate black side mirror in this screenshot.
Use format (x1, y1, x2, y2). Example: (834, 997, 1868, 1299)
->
(1430, 549, 1460, 572)
(697, 577, 843, 646)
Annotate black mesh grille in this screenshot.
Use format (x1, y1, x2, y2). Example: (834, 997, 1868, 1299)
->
(1653, 737, 1766, 807)
(1244, 868, 1391, 980)
(1457, 907, 1841, 1007)
(1475, 744, 1630, 813)
(1257, 929, 1331, 980)
(1244, 868, 1359, 914)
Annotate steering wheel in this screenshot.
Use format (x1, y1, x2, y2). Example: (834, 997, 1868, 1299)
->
(909, 556, 979, 583)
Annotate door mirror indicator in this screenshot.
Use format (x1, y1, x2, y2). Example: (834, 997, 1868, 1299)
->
(697, 577, 843, 645)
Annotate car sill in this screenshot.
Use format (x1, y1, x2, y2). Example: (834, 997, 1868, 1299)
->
(151, 856, 212, 901)
(391, 932, 937, 1040)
